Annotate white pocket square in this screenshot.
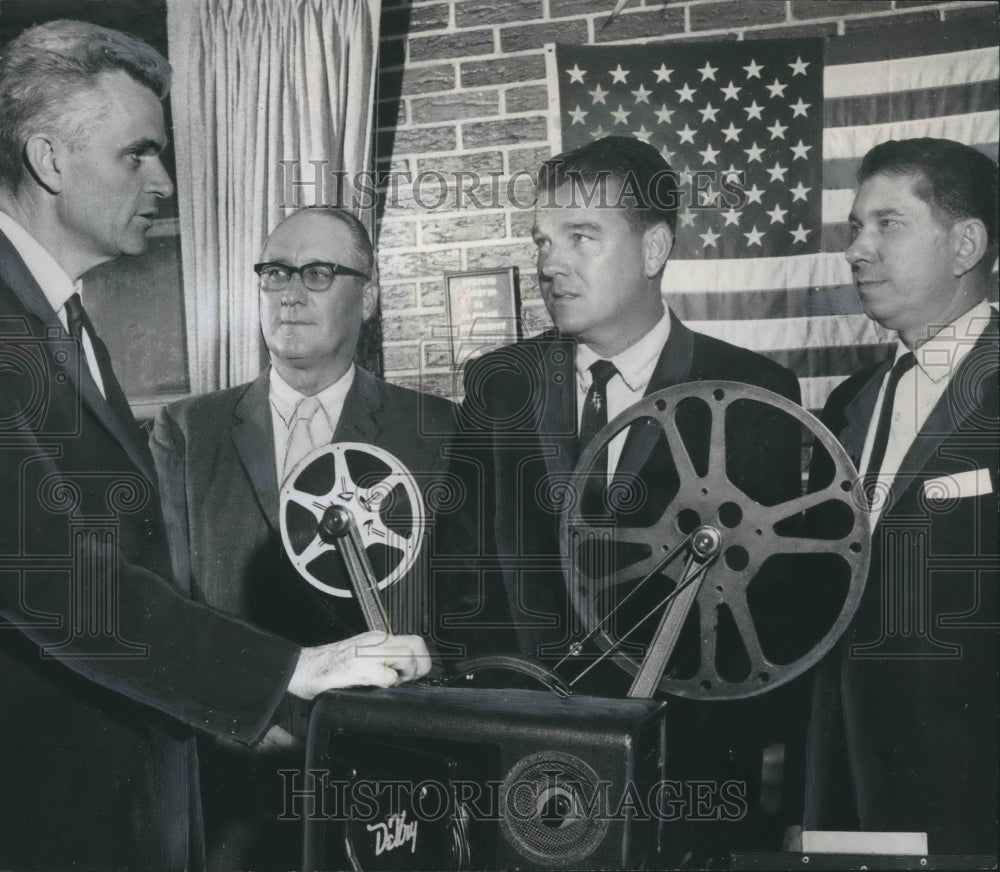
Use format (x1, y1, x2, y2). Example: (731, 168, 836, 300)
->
(922, 468, 994, 500)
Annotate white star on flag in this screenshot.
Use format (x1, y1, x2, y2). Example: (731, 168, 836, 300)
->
(744, 142, 765, 162)
(790, 223, 811, 243)
(610, 104, 631, 124)
(654, 104, 674, 124)
(743, 100, 764, 120)
(698, 102, 720, 123)
(790, 181, 812, 202)
(766, 162, 788, 182)
(722, 122, 743, 142)
(788, 56, 809, 76)
(721, 208, 742, 226)
(677, 124, 697, 144)
(699, 227, 721, 248)
(766, 78, 788, 99)
(609, 64, 630, 84)
(675, 82, 696, 103)
(632, 84, 652, 103)
(767, 119, 788, 140)
(790, 98, 811, 118)
(635, 125, 653, 143)
(744, 225, 765, 246)
(679, 209, 697, 228)
(653, 63, 673, 82)
(698, 143, 720, 164)
(743, 59, 764, 78)
(698, 61, 719, 81)
(720, 81, 742, 101)
(569, 105, 588, 125)
(567, 64, 586, 83)
(589, 84, 609, 104)
(589, 124, 607, 140)
(766, 203, 789, 224)
(790, 139, 812, 160)
(745, 184, 764, 204)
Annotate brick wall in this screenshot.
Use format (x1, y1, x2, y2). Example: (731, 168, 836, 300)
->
(374, 0, 997, 398)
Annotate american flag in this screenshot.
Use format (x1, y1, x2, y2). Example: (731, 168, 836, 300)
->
(548, 18, 999, 411)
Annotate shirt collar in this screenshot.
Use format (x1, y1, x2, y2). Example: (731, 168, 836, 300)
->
(269, 363, 356, 428)
(0, 210, 79, 320)
(896, 300, 994, 385)
(576, 308, 672, 393)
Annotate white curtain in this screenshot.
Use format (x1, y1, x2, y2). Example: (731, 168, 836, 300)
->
(166, 0, 380, 393)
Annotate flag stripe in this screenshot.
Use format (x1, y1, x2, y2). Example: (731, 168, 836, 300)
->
(684, 314, 891, 353)
(670, 283, 861, 321)
(824, 111, 999, 160)
(826, 80, 1000, 128)
(662, 253, 850, 292)
(823, 142, 1000, 189)
(762, 343, 891, 379)
(824, 46, 999, 99)
(824, 18, 999, 64)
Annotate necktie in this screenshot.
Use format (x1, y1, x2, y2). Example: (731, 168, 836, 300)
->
(64, 292, 141, 439)
(578, 359, 618, 516)
(864, 351, 916, 504)
(284, 395, 326, 481)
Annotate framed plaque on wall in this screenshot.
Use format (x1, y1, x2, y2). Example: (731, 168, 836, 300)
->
(444, 267, 522, 366)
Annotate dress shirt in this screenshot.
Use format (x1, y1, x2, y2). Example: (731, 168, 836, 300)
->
(860, 300, 994, 526)
(575, 309, 671, 477)
(0, 210, 105, 396)
(269, 364, 355, 483)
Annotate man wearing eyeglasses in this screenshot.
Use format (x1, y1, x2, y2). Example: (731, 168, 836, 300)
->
(150, 206, 456, 868)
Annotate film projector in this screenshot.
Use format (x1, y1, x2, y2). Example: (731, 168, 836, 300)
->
(278, 381, 870, 871)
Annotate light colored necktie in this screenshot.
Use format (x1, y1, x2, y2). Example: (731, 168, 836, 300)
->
(284, 395, 324, 480)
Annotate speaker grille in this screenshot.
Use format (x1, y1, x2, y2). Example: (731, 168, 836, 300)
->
(500, 751, 610, 865)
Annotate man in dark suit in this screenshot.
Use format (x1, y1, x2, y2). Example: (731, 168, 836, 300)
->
(803, 138, 998, 855)
(440, 135, 805, 857)
(0, 21, 429, 871)
(151, 206, 456, 868)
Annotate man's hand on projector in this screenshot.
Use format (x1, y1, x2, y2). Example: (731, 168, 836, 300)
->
(287, 631, 431, 700)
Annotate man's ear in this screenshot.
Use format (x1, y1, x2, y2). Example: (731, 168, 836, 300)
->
(952, 217, 989, 276)
(361, 280, 379, 320)
(23, 133, 65, 194)
(642, 222, 673, 277)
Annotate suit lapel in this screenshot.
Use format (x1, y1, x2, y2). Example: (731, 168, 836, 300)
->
(0, 230, 155, 483)
(840, 362, 889, 469)
(333, 367, 383, 444)
(883, 314, 999, 514)
(232, 372, 280, 531)
(615, 310, 695, 480)
(537, 336, 578, 482)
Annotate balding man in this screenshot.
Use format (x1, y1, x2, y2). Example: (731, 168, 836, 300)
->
(152, 206, 455, 868)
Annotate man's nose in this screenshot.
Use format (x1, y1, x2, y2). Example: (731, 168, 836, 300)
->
(147, 157, 174, 199)
(281, 272, 309, 304)
(539, 242, 569, 278)
(845, 230, 873, 267)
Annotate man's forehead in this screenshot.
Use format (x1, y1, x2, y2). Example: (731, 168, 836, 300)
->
(532, 199, 632, 233)
(852, 171, 930, 214)
(263, 213, 354, 256)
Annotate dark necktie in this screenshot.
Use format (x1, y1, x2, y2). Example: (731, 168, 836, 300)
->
(64, 292, 145, 449)
(863, 351, 916, 503)
(578, 359, 618, 516)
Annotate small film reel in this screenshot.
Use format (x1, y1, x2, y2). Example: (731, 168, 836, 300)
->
(565, 381, 870, 700)
(279, 442, 426, 598)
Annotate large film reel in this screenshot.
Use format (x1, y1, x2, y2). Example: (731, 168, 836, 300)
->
(279, 442, 426, 599)
(564, 381, 869, 701)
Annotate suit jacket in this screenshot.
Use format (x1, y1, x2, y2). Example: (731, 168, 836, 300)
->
(150, 366, 456, 869)
(440, 312, 805, 855)
(150, 365, 457, 643)
(804, 313, 999, 854)
(0, 230, 299, 871)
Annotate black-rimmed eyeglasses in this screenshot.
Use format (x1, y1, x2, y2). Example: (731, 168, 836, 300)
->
(253, 261, 370, 292)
